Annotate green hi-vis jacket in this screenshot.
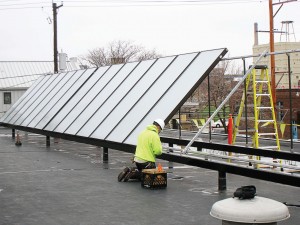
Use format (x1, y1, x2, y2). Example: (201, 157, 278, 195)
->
(134, 124, 163, 162)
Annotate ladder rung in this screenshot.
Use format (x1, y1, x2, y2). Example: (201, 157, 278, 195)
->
(257, 120, 274, 123)
(258, 133, 276, 136)
(238, 129, 256, 133)
(256, 93, 270, 96)
(254, 65, 268, 69)
(240, 117, 255, 120)
(257, 107, 272, 109)
(259, 146, 279, 150)
(255, 80, 268, 83)
(247, 92, 268, 95)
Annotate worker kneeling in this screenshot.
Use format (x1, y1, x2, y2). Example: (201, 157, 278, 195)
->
(118, 119, 164, 182)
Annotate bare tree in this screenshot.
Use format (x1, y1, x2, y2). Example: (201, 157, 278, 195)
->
(80, 40, 160, 67)
(188, 60, 243, 133)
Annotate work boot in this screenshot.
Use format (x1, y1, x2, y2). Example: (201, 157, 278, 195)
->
(118, 167, 130, 182)
(123, 169, 141, 182)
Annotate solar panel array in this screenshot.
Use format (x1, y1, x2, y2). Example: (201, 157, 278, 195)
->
(0, 49, 227, 145)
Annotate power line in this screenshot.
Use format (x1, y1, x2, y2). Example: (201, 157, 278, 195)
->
(0, 7, 49, 11)
(0, 0, 28, 2)
(61, 0, 263, 2)
(0, 1, 271, 12)
(59, 0, 267, 6)
(0, 2, 49, 7)
(0, 0, 267, 10)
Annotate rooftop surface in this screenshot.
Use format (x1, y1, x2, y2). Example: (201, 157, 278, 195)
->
(0, 127, 299, 225)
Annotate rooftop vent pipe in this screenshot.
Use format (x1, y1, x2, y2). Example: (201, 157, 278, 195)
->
(254, 22, 259, 45)
(210, 196, 290, 225)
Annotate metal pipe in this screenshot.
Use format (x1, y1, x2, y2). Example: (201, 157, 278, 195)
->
(221, 49, 300, 61)
(208, 71, 212, 141)
(287, 53, 294, 152)
(178, 108, 182, 138)
(242, 58, 249, 145)
(182, 51, 268, 154)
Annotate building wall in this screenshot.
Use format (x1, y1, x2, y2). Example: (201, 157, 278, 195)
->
(253, 42, 300, 89)
(276, 89, 300, 139)
(0, 89, 27, 118)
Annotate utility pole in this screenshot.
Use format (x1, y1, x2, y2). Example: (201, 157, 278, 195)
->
(53, 2, 63, 74)
(269, 0, 276, 106)
(269, 0, 297, 106)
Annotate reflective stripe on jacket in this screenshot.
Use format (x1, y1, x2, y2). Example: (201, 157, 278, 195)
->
(134, 124, 162, 162)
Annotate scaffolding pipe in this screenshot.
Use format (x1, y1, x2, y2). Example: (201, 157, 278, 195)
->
(163, 146, 300, 171)
(182, 50, 268, 154)
(221, 49, 300, 61)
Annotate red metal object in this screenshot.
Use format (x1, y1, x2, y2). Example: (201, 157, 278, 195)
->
(228, 114, 233, 145)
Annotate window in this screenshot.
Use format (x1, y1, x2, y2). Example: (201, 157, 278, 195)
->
(4, 92, 11, 104)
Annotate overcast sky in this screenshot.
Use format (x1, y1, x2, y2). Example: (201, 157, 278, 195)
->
(0, 0, 299, 61)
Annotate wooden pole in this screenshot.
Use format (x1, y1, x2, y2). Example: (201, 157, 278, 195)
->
(269, 0, 276, 106)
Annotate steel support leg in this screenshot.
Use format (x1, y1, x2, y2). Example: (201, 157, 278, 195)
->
(218, 170, 227, 191)
(12, 129, 15, 139)
(103, 147, 108, 162)
(168, 143, 174, 169)
(46, 136, 50, 147)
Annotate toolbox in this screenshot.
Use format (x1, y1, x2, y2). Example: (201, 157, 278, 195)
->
(141, 169, 167, 189)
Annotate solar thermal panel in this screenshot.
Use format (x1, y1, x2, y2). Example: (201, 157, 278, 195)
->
(0, 48, 228, 147)
(12, 72, 67, 125)
(35, 68, 97, 130)
(21, 71, 77, 127)
(44, 66, 109, 132)
(57, 64, 123, 134)
(77, 59, 157, 137)
(65, 62, 139, 136)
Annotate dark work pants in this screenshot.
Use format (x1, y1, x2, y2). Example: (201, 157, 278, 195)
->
(135, 162, 156, 172)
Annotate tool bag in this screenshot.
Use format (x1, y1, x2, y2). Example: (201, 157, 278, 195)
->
(233, 185, 256, 199)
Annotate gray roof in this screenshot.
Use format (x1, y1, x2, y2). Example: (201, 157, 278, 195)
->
(0, 61, 80, 90)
